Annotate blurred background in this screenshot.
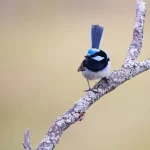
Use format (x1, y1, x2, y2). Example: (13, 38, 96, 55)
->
(0, 0, 150, 150)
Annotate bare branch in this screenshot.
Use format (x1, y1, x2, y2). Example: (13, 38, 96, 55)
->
(22, 129, 31, 150)
(22, 0, 149, 150)
(124, 0, 146, 64)
(35, 59, 150, 150)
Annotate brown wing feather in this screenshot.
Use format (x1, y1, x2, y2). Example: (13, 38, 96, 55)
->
(78, 60, 86, 72)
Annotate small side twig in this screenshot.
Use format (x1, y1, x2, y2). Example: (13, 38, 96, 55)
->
(22, 129, 31, 150)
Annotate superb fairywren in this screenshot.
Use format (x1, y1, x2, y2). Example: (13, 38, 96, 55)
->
(78, 24, 111, 92)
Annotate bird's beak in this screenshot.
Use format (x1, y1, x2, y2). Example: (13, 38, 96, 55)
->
(78, 66, 85, 72)
(78, 66, 83, 72)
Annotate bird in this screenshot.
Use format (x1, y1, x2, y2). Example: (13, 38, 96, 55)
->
(78, 24, 111, 92)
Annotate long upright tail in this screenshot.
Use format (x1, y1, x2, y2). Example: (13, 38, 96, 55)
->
(91, 24, 104, 49)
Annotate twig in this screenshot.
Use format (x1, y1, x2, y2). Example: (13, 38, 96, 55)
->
(22, 0, 148, 150)
(22, 129, 31, 150)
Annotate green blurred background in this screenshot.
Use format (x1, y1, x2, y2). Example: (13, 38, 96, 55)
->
(0, 0, 150, 150)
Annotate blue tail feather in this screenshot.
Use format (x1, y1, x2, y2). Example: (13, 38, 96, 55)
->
(91, 24, 104, 49)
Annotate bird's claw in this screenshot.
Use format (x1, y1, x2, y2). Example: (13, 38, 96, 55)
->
(84, 88, 99, 93)
(102, 77, 109, 84)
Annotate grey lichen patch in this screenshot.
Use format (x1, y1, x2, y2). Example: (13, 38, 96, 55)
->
(42, 135, 51, 144)
(56, 119, 65, 127)
(64, 113, 75, 123)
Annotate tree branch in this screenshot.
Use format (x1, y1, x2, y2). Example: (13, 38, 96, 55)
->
(22, 129, 31, 150)
(22, 0, 148, 150)
(124, 0, 146, 64)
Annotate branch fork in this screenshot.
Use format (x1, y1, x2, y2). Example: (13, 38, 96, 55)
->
(22, 0, 149, 150)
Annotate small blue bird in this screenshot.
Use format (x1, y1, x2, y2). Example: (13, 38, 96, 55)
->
(78, 24, 111, 92)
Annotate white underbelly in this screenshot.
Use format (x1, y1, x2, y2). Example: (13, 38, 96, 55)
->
(82, 61, 111, 80)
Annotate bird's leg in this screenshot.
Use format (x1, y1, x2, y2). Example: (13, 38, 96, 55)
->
(84, 79, 99, 93)
(101, 77, 109, 84)
(87, 79, 91, 90)
(84, 78, 109, 93)
(84, 79, 91, 92)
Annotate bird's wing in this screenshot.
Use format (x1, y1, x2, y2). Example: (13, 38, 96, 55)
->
(78, 59, 86, 72)
(85, 58, 108, 72)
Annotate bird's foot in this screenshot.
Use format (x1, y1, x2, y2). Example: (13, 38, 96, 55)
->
(84, 88, 99, 93)
(101, 77, 109, 84)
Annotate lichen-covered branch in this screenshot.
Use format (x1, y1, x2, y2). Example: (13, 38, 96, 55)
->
(22, 0, 149, 150)
(124, 0, 146, 65)
(22, 129, 31, 150)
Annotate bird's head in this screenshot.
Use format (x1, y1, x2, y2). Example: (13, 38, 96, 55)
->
(85, 48, 100, 57)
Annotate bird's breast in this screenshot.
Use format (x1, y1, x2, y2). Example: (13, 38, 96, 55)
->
(82, 61, 111, 80)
